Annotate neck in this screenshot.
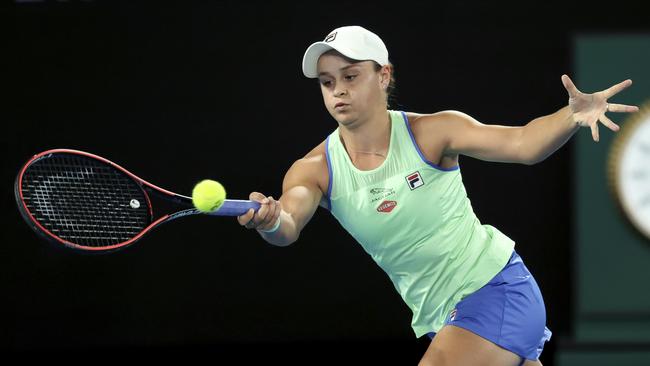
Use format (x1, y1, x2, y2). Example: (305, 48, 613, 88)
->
(338, 108, 391, 154)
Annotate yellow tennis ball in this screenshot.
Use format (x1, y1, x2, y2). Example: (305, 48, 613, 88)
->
(192, 179, 226, 213)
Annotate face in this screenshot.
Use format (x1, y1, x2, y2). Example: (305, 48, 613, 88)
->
(316, 52, 390, 126)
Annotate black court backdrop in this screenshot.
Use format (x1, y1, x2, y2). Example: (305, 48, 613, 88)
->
(4, 1, 649, 365)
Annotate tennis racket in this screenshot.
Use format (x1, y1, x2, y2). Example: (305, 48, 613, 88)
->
(14, 148, 261, 253)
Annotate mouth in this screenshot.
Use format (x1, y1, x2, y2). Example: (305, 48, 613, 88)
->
(335, 103, 348, 109)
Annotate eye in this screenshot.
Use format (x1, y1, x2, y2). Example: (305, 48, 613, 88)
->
(345, 74, 358, 80)
(320, 80, 332, 86)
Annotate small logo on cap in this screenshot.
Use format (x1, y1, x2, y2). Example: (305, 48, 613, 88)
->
(324, 32, 337, 43)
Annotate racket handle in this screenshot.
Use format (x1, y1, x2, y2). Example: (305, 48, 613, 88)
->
(208, 199, 261, 216)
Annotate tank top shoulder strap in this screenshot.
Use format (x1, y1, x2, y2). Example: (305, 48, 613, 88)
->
(389, 109, 433, 168)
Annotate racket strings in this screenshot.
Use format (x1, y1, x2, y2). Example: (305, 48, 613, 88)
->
(21, 154, 151, 247)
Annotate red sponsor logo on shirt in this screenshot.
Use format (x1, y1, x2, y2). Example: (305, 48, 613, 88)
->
(376, 200, 397, 213)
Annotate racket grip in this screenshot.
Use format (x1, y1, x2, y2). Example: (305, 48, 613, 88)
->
(208, 199, 261, 216)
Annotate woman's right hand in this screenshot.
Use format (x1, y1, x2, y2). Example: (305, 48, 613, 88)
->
(237, 191, 281, 232)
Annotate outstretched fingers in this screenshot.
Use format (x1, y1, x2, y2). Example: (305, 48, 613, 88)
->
(600, 114, 620, 132)
(591, 121, 600, 142)
(604, 79, 633, 98)
(561, 74, 580, 96)
(606, 103, 639, 113)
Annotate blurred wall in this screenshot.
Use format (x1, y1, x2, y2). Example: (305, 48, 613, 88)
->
(556, 34, 650, 365)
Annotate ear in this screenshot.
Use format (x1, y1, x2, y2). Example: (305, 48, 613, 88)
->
(380, 65, 391, 89)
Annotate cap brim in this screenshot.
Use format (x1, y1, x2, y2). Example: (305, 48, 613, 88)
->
(302, 42, 335, 78)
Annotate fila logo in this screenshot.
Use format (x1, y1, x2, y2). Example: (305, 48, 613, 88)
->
(376, 200, 397, 213)
(406, 171, 424, 190)
(324, 32, 337, 42)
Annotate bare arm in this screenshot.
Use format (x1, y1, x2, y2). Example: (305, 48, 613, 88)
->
(430, 75, 638, 165)
(437, 106, 602, 166)
(237, 157, 324, 247)
(521, 75, 638, 164)
(518, 105, 579, 165)
(433, 110, 528, 164)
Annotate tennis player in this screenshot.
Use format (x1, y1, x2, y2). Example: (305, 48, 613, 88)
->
(237, 25, 638, 366)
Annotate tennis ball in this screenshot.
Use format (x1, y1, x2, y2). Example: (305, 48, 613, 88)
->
(192, 179, 226, 213)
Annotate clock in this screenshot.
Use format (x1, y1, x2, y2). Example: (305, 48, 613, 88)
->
(607, 100, 650, 242)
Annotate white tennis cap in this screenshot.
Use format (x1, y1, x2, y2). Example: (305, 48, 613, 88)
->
(302, 25, 389, 78)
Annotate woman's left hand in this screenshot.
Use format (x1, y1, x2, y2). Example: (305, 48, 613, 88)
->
(561, 74, 639, 142)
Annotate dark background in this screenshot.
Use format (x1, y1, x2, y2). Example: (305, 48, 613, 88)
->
(4, 1, 648, 364)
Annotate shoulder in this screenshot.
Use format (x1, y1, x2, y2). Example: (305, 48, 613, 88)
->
(404, 110, 472, 129)
(403, 110, 476, 143)
(400, 110, 470, 165)
(284, 138, 329, 199)
(302, 138, 328, 174)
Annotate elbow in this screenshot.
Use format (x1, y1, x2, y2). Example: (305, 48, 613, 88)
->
(524, 152, 550, 165)
(517, 134, 541, 165)
(523, 147, 551, 165)
(522, 156, 540, 165)
(521, 154, 541, 165)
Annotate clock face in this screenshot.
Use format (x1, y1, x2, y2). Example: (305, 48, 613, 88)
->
(612, 107, 650, 240)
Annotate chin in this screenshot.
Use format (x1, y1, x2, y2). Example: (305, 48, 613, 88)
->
(331, 112, 355, 126)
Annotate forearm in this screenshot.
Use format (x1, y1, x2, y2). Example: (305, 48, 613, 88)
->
(520, 105, 580, 164)
(256, 209, 298, 247)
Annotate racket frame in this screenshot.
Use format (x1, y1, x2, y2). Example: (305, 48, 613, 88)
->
(15, 148, 257, 253)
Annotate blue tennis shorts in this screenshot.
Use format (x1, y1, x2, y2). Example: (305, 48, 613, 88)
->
(427, 250, 552, 362)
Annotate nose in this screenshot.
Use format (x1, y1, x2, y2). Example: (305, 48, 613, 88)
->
(334, 87, 347, 97)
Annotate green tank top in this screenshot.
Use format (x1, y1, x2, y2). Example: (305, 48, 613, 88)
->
(324, 109, 515, 337)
